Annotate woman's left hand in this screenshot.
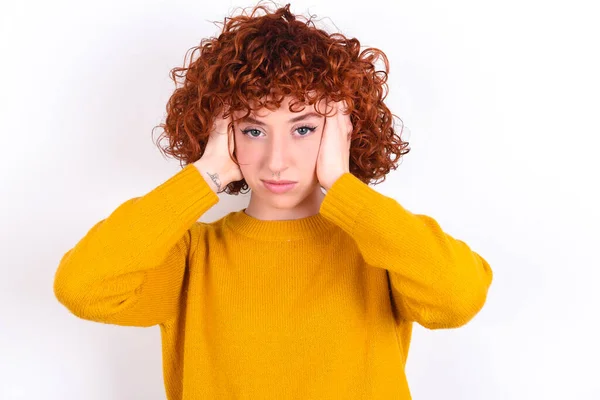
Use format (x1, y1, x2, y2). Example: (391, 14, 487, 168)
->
(316, 100, 353, 190)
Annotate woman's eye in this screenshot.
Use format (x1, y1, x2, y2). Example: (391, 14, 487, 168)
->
(296, 126, 317, 136)
(241, 126, 317, 138)
(241, 128, 262, 137)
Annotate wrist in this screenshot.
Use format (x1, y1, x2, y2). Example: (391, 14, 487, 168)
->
(193, 159, 231, 193)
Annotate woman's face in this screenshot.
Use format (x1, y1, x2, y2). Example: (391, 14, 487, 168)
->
(232, 96, 327, 220)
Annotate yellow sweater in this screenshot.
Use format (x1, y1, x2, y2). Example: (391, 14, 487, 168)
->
(54, 164, 493, 399)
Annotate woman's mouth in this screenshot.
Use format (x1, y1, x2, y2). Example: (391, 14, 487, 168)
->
(262, 180, 297, 194)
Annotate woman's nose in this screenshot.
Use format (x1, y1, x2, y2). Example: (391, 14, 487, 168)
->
(266, 136, 288, 172)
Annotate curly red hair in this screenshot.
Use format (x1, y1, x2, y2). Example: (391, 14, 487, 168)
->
(152, 1, 410, 194)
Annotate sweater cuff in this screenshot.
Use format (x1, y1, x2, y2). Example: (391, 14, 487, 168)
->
(150, 163, 220, 225)
(319, 172, 382, 235)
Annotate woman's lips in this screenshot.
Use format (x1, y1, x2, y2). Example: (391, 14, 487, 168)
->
(262, 180, 297, 194)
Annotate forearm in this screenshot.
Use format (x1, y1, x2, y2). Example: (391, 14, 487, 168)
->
(320, 172, 493, 328)
(53, 164, 219, 326)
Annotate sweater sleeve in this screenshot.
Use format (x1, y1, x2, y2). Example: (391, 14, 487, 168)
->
(53, 164, 219, 327)
(319, 172, 493, 329)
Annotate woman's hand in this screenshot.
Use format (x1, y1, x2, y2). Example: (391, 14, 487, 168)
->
(316, 100, 353, 190)
(193, 109, 243, 193)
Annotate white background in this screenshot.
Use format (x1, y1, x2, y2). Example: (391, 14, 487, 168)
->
(1, 0, 599, 399)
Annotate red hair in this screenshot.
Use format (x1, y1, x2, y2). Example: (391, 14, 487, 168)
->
(152, 2, 410, 194)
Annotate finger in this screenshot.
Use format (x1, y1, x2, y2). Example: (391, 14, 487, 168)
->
(342, 100, 349, 114)
(229, 124, 236, 154)
(318, 115, 327, 147)
(335, 101, 345, 125)
(338, 100, 351, 124)
(336, 100, 344, 117)
(337, 101, 352, 138)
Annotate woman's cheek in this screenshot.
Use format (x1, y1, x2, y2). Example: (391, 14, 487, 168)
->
(299, 135, 321, 162)
(234, 140, 263, 171)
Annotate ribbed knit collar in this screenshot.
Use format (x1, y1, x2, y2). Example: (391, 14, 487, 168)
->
(224, 208, 336, 241)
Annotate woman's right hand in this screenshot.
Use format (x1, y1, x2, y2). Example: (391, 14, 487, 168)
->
(193, 109, 243, 193)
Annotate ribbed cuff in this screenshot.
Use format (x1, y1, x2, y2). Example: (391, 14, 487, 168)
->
(150, 163, 220, 225)
(319, 172, 382, 235)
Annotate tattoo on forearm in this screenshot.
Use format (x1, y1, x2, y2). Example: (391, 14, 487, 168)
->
(206, 172, 222, 192)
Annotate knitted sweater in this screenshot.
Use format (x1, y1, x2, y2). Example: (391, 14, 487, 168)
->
(53, 164, 493, 399)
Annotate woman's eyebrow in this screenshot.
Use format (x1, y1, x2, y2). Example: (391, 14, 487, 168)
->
(288, 112, 321, 123)
(239, 112, 321, 126)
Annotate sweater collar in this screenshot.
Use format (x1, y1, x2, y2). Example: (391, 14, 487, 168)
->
(224, 208, 336, 241)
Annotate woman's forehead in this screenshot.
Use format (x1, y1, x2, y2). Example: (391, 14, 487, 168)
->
(233, 94, 327, 118)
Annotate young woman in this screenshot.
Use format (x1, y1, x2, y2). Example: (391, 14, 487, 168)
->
(53, 3, 493, 399)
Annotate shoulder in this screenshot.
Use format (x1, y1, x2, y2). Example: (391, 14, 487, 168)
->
(188, 214, 231, 242)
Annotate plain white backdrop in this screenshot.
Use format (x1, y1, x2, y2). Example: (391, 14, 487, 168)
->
(1, 0, 599, 399)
